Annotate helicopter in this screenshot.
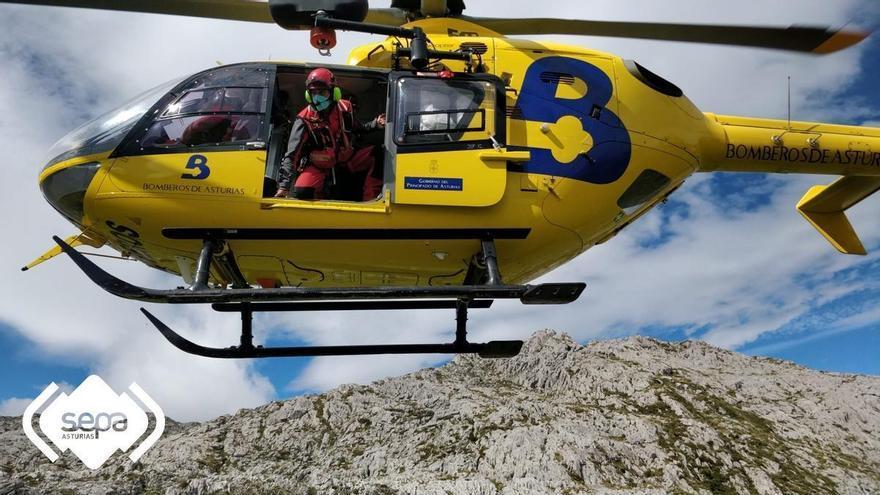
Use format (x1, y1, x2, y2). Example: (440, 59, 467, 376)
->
(13, 0, 880, 360)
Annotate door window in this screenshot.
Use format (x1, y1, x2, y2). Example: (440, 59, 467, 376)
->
(393, 76, 499, 148)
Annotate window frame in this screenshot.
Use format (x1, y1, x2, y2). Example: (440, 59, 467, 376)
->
(403, 108, 486, 136)
(112, 63, 276, 158)
(389, 71, 507, 154)
(159, 86, 269, 119)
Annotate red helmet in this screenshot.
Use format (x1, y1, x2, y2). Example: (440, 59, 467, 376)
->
(306, 68, 336, 90)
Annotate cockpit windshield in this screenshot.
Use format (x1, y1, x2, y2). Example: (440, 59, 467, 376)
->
(42, 77, 183, 170)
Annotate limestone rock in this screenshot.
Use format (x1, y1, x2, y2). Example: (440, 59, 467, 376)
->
(1, 331, 878, 494)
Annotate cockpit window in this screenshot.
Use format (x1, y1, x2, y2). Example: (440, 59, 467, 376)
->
(161, 87, 267, 117)
(121, 64, 273, 154)
(394, 77, 497, 146)
(141, 115, 263, 148)
(42, 77, 182, 169)
(178, 65, 272, 92)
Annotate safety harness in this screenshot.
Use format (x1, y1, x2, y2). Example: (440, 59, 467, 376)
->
(296, 100, 356, 170)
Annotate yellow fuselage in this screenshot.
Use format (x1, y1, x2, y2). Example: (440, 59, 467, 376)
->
(37, 19, 880, 287)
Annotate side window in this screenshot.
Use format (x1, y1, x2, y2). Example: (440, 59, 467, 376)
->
(120, 64, 273, 155)
(162, 87, 265, 117)
(141, 114, 263, 148)
(394, 77, 497, 146)
(617, 169, 671, 215)
(142, 87, 267, 149)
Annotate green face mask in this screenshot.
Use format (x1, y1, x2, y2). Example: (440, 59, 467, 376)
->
(312, 94, 332, 111)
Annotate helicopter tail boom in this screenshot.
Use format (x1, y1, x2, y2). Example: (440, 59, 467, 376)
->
(699, 114, 880, 254)
(699, 114, 880, 176)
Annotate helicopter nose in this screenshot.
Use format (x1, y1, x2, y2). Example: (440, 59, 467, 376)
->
(40, 161, 101, 225)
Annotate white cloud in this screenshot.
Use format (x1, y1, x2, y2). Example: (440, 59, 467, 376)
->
(0, 4, 349, 420)
(0, 397, 32, 417)
(0, 380, 76, 417)
(745, 306, 880, 355)
(0, 0, 878, 418)
(494, 0, 875, 122)
(523, 174, 880, 350)
(278, 0, 880, 386)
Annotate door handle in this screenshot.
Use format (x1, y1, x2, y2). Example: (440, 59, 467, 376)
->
(479, 150, 531, 163)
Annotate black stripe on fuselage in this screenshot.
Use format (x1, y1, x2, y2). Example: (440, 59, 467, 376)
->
(162, 228, 531, 240)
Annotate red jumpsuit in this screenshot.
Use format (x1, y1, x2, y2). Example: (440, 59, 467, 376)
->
(277, 100, 382, 201)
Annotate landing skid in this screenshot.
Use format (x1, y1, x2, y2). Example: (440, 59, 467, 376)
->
(142, 300, 523, 358)
(52, 236, 585, 359)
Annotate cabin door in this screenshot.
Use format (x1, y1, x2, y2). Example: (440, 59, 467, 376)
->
(388, 72, 512, 207)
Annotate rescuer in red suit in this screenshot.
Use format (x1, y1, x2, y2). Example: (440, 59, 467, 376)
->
(275, 68, 385, 201)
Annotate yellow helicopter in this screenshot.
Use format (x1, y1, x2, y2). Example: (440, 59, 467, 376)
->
(15, 0, 880, 359)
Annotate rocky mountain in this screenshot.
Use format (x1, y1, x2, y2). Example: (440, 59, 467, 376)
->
(1, 331, 879, 494)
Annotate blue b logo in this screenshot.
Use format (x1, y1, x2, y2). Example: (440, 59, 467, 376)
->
(511, 57, 631, 184)
(181, 155, 210, 180)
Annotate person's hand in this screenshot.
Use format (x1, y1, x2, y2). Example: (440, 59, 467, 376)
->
(274, 188, 289, 198)
(376, 113, 386, 128)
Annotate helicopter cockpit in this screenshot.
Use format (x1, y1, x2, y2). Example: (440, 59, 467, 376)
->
(39, 77, 183, 226)
(41, 61, 508, 225)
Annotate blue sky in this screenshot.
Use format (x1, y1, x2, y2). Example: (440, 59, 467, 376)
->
(1, 1, 878, 421)
(0, 324, 89, 399)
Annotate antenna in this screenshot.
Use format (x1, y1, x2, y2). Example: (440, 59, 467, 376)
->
(772, 76, 793, 145)
(787, 75, 792, 131)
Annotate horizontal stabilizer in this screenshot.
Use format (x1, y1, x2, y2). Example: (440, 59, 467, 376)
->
(22, 232, 105, 271)
(797, 176, 880, 255)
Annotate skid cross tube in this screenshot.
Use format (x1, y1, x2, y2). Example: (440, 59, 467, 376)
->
(481, 239, 502, 285)
(190, 239, 216, 291)
(240, 302, 254, 350)
(454, 299, 468, 350)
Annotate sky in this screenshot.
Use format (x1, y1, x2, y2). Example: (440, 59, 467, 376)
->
(1, 1, 878, 421)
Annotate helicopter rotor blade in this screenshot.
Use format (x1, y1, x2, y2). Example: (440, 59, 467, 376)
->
(463, 17, 870, 54)
(0, 0, 274, 23)
(2, 1, 868, 54)
(1, 0, 416, 28)
(363, 7, 409, 26)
